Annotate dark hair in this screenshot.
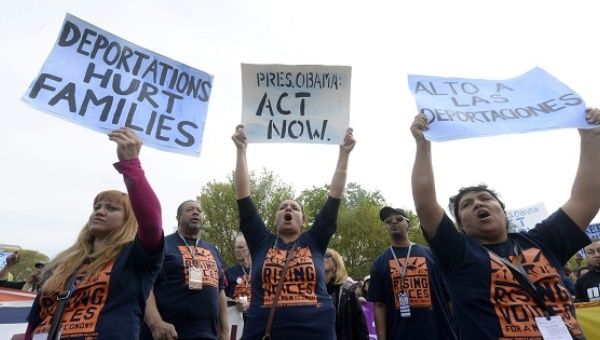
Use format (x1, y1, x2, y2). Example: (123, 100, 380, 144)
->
(177, 200, 198, 218)
(448, 184, 506, 227)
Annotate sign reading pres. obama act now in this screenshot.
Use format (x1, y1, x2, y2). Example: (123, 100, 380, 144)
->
(407, 67, 590, 141)
(241, 64, 351, 144)
(23, 13, 213, 156)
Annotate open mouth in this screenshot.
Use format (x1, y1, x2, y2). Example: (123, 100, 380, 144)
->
(477, 211, 491, 219)
(284, 213, 292, 222)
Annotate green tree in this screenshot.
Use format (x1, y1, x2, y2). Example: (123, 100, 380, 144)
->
(297, 183, 385, 279)
(199, 169, 294, 268)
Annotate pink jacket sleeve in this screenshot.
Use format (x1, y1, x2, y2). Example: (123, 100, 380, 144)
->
(114, 159, 163, 253)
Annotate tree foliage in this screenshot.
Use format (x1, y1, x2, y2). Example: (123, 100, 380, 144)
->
(199, 169, 294, 267)
(3, 249, 49, 282)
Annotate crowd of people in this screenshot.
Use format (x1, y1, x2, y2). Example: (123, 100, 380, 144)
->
(8, 107, 600, 340)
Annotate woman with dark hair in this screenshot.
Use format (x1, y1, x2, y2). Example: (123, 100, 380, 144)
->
(25, 128, 164, 340)
(231, 124, 355, 339)
(411, 107, 600, 339)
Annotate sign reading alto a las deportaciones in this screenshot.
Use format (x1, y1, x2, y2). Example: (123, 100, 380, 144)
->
(242, 64, 351, 144)
(23, 13, 213, 156)
(407, 67, 590, 142)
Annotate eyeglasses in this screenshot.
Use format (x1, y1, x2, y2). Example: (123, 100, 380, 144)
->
(384, 215, 408, 224)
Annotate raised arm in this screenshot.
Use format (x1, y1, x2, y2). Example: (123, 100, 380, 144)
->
(410, 114, 445, 238)
(329, 128, 355, 199)
(232, 125, 250, 199)
(562, 107, 600, 230)
(109, 128, 162, 253)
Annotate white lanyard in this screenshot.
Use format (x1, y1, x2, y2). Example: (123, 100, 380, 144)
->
(240, 265, 251, 285)
(389, 243, 412, 291)
(177, 232, 200, 259)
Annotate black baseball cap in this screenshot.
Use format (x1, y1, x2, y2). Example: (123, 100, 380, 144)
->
(379, 206, 408, 222)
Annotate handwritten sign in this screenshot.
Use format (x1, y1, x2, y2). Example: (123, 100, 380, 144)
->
(227, 305, 244, 340)
(506, 202, 548, 232)
(408, 68, 589, 141)
(0, 252, 11, 272)
(585, 223, 600, 242)
(23, 14, 213, 156)
(241, 64, 351, 144)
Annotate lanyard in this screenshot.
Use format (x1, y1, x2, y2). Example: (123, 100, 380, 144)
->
(271, 236, 298, 254)
(389, 243, 412, 291)
(488, 241, 554, 318)
(177, 232, 200, 259)
(240, 265, 251, 286)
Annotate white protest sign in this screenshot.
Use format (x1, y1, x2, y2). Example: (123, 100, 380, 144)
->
(0, 252, 11, 271)
(585, 223, 600, 241)
(407, 68, 589, 141)
(577, 223, 600, 258)
(23, 13, 213, 156)
(227, 305, 244, 340)
(506, 202, 548, 232)
(241, 64, 351, 144)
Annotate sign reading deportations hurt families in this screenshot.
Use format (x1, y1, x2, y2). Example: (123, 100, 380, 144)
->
(23, 14, 213, 156)
(407, 67, 590, 141)
(241, 64, 351, 144)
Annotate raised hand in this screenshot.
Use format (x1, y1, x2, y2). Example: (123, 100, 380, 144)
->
(231, 124, 247, 152)
(581, 107, 600, 137)
(108, 128, 142, 161)
(410, 114, 430, 143)
(340, 127, 355, 153)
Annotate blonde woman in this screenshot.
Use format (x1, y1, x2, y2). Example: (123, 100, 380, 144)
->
(25, 128, 164, 340)
(324, 248, 369, 340)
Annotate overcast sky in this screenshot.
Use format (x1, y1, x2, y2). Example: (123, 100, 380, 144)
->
(1, 0, 599, 258)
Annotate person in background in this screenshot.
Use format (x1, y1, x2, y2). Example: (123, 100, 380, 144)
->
(577, 266, 591, 278)
(575, 240, 600, 302)
(225, 234, 252, 318)
(325, 248, 369, 340)
(142, 200, 229, 340)
(411, 107, 600, 339)
(368, 206, 457, 340)
(361, 275, 371, 301)
(21, 262, 46, 293)
(25, 128, 164, 340)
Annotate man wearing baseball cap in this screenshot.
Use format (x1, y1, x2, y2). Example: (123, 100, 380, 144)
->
(367, 206, 457, 339)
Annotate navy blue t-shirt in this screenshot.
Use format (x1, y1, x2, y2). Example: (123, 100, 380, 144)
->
(225, 264, 252, 301)
(142, 232, 225, 340)
(237, 196, 338, 340)
(28, 238, 164, 339)
(367, 243, 457, 340)
(427, 209, 590, 340)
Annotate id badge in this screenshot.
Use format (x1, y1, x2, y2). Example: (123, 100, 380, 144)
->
(188, 265, 204, 290)
(33, 333, 49, 340)
(535, 315, 572, 340)
(398, 291, 411, 318)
